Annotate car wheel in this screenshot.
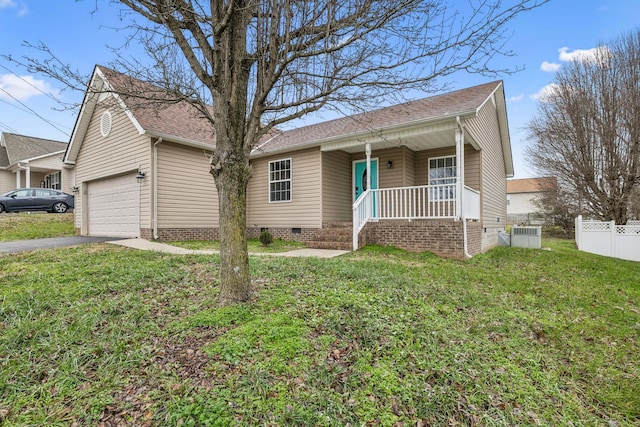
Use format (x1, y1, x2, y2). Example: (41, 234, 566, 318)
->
(52, 202, 68, 213)
(0, 204, 4, 213)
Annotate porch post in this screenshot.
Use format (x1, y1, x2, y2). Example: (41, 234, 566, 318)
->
(365, 143, 372, 218)
(16, 170, 21, 188)
(455, 117, 465, 219)
(365, 143, 371, 192)
(25, 166, 31, 188)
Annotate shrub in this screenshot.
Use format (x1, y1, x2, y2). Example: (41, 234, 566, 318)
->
(259, 229, 273, 247)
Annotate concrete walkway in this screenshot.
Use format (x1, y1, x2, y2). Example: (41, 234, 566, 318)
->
(107, 238, 349, 258)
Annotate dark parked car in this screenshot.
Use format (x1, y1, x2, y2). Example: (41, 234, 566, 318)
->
(0, 188, 74, 213)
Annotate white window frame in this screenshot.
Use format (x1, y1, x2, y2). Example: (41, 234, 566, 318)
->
(428, 155, 457, 200)
(269, 158, 292, 203)
(49, 171, 61, 190)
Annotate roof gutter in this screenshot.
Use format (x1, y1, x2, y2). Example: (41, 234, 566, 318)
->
(143, 131, 214, 151)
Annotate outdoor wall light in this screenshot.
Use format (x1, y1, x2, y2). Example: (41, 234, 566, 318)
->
(136, 170, 146, 184)
(72, 186, 79, 194)
(387, 160, 393, 169)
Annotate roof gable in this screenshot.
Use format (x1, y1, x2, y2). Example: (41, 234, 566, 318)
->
(0, 132, 67, 167)
(65, 65, 216, 164)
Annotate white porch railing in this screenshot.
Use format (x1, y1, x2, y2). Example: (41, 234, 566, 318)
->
(352, 189, 373, 250)
(352, 183, 481, 250)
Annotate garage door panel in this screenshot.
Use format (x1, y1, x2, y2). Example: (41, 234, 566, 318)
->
(88, 174, 139, 237)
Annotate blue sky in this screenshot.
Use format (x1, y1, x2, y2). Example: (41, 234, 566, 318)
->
(1, 0, 638, 178)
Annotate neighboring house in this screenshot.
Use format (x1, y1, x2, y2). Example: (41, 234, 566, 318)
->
(0, 133, 69, 194)
(506, 177, 556, 224)
(64, 65, 514, 259)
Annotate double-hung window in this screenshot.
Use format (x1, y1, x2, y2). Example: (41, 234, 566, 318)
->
(269, 159, 291, 202)
(49, 172, 61, 190)
(428, 156, 457, 200)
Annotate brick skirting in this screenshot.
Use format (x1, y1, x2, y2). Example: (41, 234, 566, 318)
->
(362, 219, 482, 260)
(142, 228, 219, 241)
(138, 221, 483, 261)
(247, 227, 320, 242)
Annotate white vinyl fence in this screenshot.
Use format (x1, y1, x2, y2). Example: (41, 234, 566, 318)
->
(575, 216, 640, 262)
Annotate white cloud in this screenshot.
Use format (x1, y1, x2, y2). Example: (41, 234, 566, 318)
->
(558, 46, 608, 63)
(508, 94, 524, 102)
(540, 61, 561, 72)
(530, 83, 558, 102)
(0, 74, 55, 101)
(0, 0, 27, 16)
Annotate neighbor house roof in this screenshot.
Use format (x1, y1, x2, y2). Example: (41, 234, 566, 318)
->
(0, 133, 67, 168)
(507, 177, 557, 194)
(259, 81, 504, 153)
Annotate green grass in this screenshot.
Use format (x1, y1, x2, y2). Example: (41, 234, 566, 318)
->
(168, 238, 306, 253)
(0, 212, 75, 241)
(1, 239, 639, 426)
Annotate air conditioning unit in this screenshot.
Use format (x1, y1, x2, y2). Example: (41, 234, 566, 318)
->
(511, 226, 542, 249)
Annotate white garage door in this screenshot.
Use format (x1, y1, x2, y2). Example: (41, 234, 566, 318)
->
(87, 173, 140, 238)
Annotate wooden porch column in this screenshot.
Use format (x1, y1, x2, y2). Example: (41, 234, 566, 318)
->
(455, 117, 465, 219)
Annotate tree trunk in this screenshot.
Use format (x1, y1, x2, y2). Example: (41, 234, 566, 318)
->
(210, 1, 254, 306)
(214, 150, 252, 305)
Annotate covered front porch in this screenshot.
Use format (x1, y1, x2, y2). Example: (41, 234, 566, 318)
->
(319, 114, 482, 253)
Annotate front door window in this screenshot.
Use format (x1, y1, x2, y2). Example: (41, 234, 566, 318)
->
(354, 159, 378, 200)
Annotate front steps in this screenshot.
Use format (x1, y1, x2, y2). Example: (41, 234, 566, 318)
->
(306, 222, 353, 251)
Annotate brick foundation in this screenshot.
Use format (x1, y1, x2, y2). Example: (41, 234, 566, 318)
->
(362, 219, 482, 260)
(148, 228, 220, 241)
(247, 227, 320, 242)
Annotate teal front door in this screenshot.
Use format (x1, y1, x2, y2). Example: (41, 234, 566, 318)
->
(354, 159, 378, 200)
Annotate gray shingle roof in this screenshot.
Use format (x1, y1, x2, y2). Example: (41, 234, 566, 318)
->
(94, 66, 502, 156)
(258, 81, 502, 153)
(98, 66, 216, 147)
(1, 133, 67, 167)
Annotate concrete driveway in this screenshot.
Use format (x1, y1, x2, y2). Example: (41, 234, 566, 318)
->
(0, 236, 122, 254)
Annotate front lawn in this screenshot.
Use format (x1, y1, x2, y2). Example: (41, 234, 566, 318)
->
(168, 238, 306, 253)
(0, 212, 75, 241)
(0, 240, 638, 426)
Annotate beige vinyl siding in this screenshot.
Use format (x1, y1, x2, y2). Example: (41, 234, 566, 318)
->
(247, 148, 322, 228)
(402, 146, 415, 186)
(74, 102, 151, 231)
(464, 96, 508, 245)
(0, 170, 13, 193)
(156, 142, 218, 228)
(62, 168, 74, 194)
(28, 154, 63, 170)
(321, 150, 352, 222)
(29, 172, 47, 187)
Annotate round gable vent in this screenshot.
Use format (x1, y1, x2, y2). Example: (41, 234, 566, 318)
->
(100, 111, 112, 137)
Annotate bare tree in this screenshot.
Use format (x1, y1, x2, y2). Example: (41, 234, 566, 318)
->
(527, 30, 640, 225)
(13, 0, 547, 305)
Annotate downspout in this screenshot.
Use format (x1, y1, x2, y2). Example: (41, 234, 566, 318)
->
(457, 116, 472, 259)
(153, 137, 163, 240)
